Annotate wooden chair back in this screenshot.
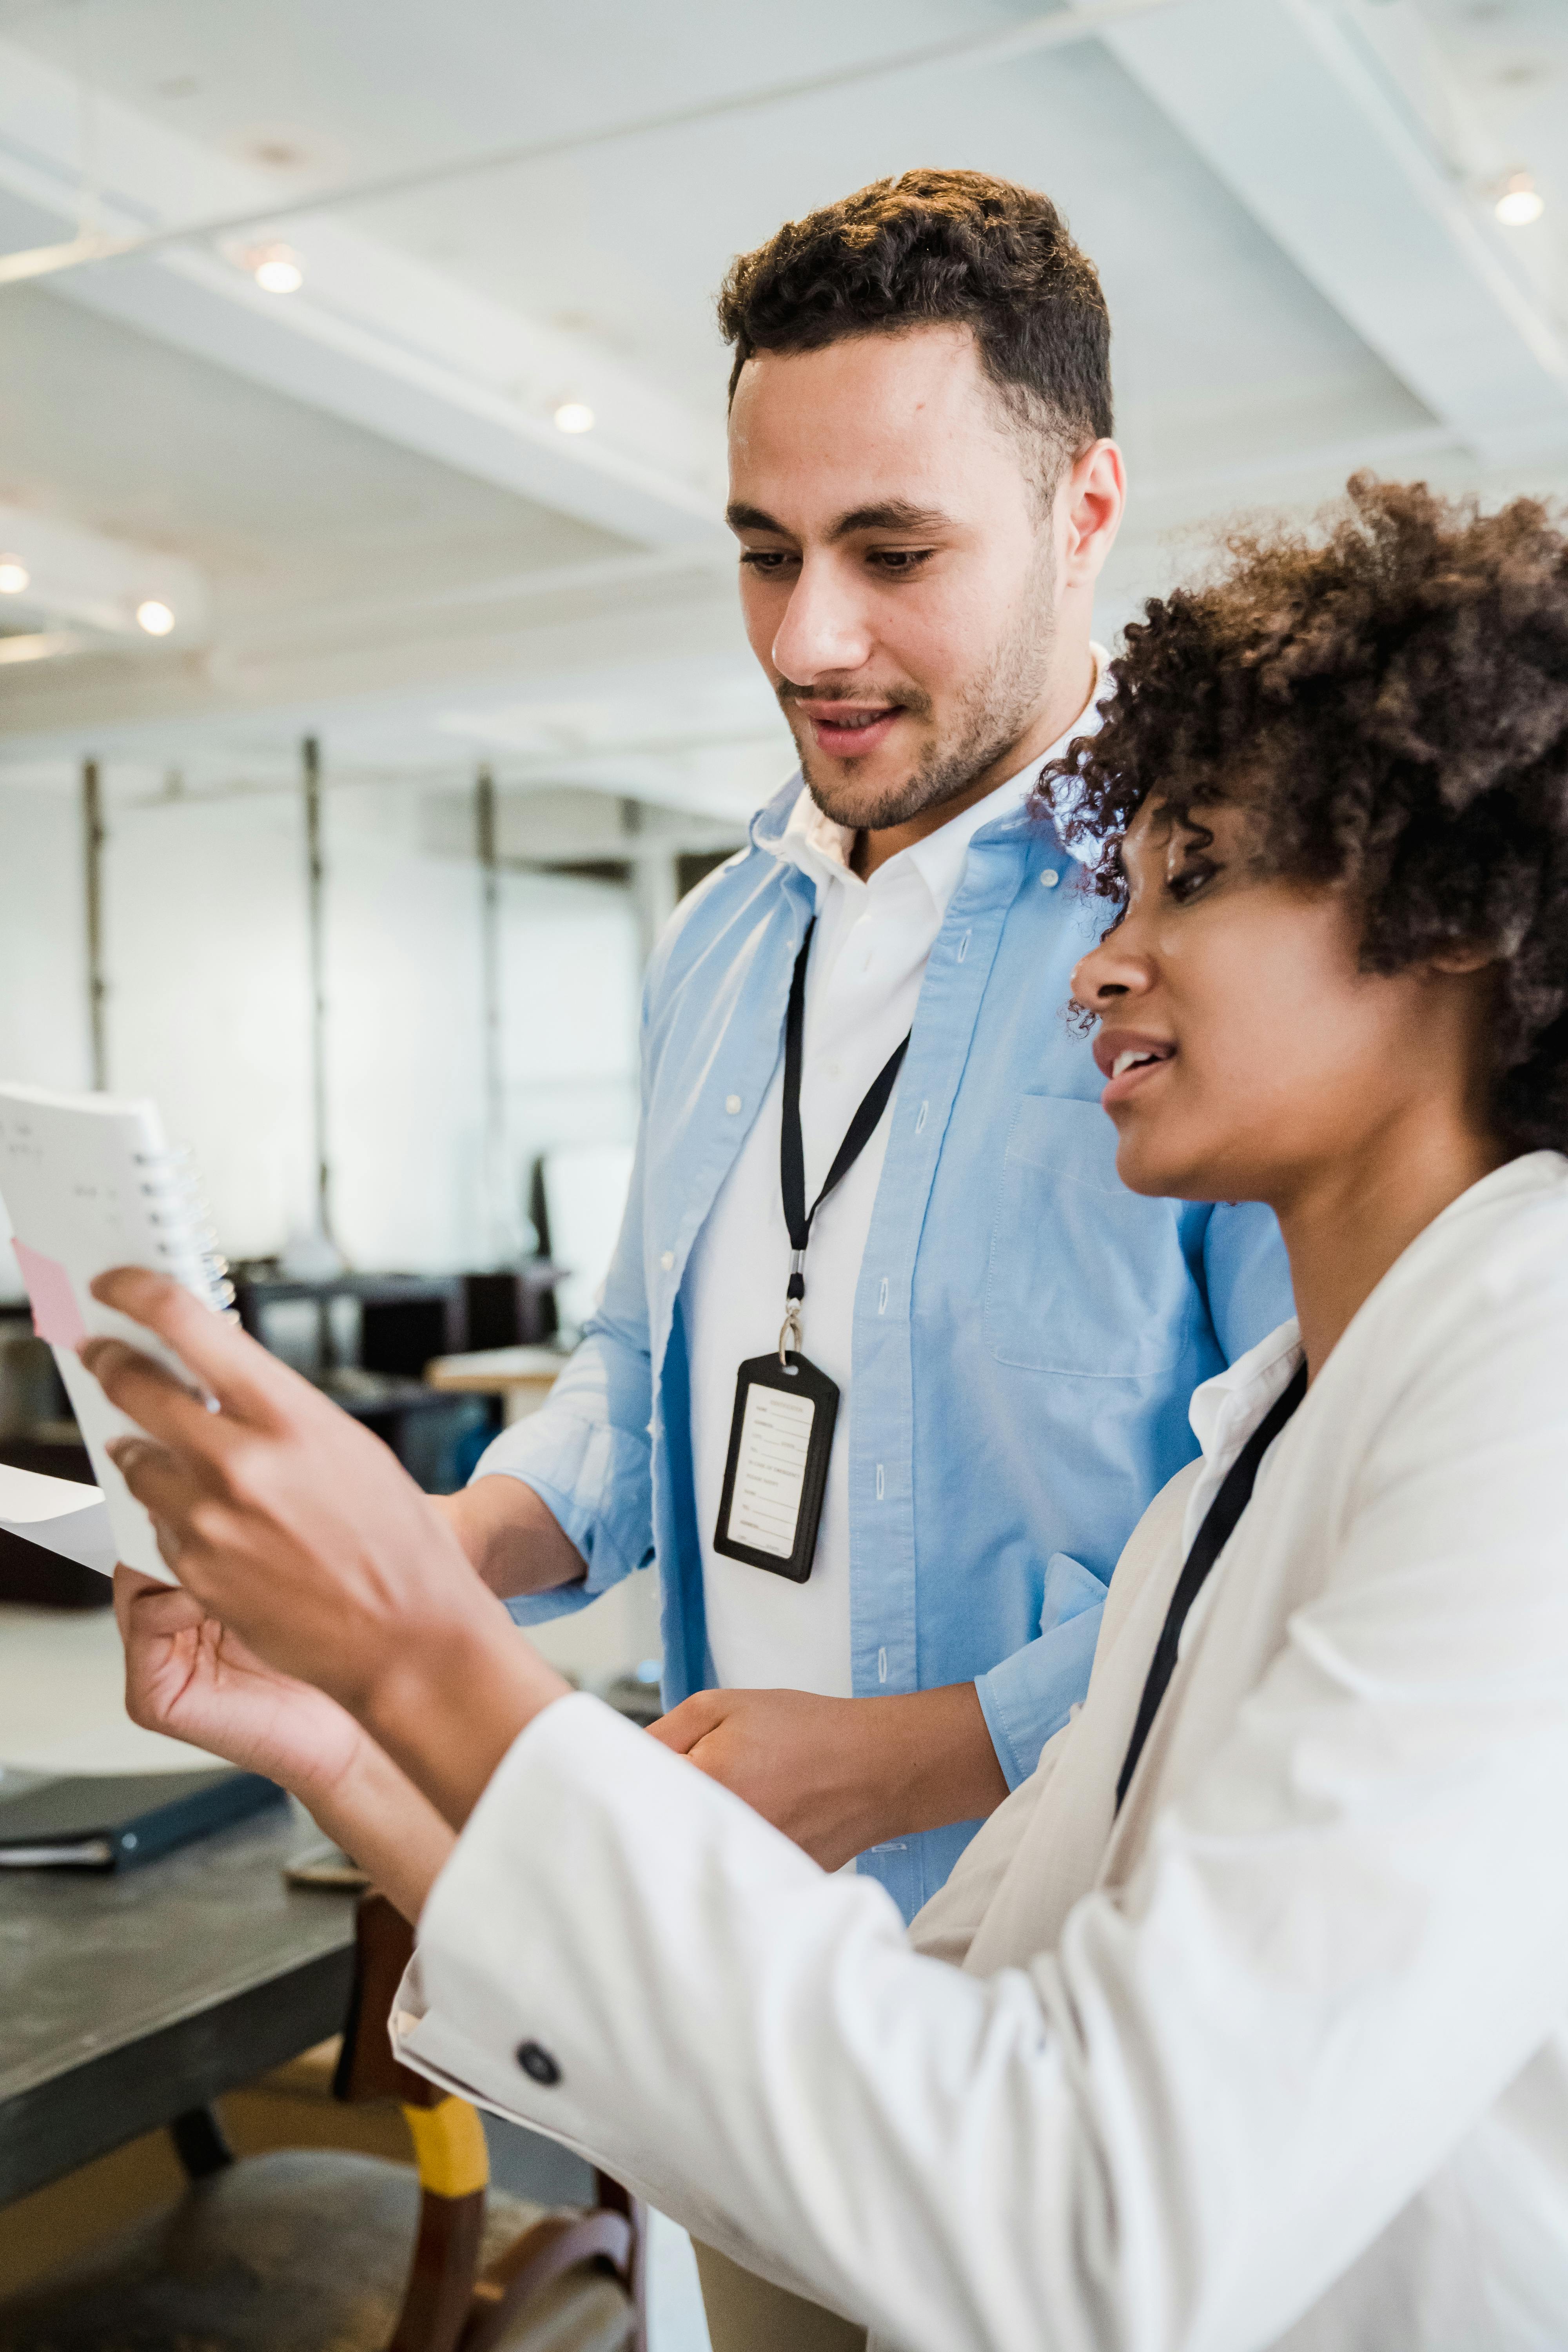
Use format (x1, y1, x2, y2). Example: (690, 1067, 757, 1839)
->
(335, 1894, 644, 2352)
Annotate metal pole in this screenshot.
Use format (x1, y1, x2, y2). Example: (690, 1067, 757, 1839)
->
(302, 735, 336, 1249)
(475, 766, 510, 1262)
(82, 758, 108, 1091)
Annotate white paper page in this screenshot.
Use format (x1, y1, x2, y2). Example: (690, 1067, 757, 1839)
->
(0, 1083, 223, 1586)
(0, 1462, 116, 1576)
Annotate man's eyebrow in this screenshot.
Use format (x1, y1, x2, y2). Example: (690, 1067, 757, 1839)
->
(723, 499, 955, 539)
(829, 500, 951, 539)
(725, 501, 785, 535)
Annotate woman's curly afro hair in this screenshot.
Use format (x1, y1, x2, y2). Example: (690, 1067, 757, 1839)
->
(1043, 474, 1568, 1153)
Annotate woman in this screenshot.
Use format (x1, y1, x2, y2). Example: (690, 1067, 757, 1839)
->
(95, 478, 1568, 2349)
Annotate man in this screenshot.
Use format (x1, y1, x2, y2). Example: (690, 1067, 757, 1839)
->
(444, 170, 1288, 1911)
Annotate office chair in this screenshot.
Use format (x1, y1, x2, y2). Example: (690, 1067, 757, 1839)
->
(0, 1894, 643, 2352)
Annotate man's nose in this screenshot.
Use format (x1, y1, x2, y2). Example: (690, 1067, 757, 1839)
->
(771, 554, 873, 684)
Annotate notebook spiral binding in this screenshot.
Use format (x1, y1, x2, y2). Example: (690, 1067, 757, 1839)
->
(134, 1145, 236, 1317)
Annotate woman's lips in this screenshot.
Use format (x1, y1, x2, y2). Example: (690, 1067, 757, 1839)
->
(1101, 1055, 1174, 1108)
(805, 706, 901, 760)
(1093, 1031, 1178, 1108)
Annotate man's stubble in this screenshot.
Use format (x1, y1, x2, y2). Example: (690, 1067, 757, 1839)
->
(792, 551, 1059, 835)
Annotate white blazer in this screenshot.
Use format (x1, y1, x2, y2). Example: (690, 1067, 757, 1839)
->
(395, 1151, 1568, 2352)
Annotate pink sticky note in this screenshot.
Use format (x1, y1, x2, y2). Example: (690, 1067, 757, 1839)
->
(12, 1241, 88, 1349)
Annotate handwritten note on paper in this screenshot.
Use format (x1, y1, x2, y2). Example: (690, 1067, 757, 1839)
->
(726, 1384, 816, 1558)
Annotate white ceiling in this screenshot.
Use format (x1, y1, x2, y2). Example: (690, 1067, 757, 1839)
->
(0, 0, 1565, 815)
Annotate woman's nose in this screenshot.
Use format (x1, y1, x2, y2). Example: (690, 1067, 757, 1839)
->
(1071, 926, 1150, 1014)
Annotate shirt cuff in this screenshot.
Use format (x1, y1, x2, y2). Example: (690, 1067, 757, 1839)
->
(471, 1422, 650, 1614)
(974, 1553, 1107, 1789)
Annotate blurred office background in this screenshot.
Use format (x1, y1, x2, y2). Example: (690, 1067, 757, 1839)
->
(3, 0, 1568, 1500)
(0, 3, 1566, 2334)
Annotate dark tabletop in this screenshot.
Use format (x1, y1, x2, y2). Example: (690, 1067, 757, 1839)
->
(0, 1791, 358, 2206)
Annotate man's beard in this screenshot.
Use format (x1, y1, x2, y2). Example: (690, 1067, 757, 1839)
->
(788, 586, 1058, 835)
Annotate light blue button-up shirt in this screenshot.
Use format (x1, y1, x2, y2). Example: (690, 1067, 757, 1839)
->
(479, 773, 1292, 1922)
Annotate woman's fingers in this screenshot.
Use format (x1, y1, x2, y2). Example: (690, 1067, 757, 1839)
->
(82, 1336, 237, 1459)
(107, 1433, 213, 1555)
(111, 1560, 204, 1636)
(87, 1268, 293, 1427)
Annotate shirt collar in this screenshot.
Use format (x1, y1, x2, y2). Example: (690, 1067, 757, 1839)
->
(1187, 1316, 1303, 1465)
(766, 642, 1110, 921)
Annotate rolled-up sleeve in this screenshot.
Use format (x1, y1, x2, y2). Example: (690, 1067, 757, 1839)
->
(474, 1272, 656, 1624)
(973, 1550, 1108, 1788)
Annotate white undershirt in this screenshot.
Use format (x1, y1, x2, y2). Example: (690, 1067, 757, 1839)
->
(686, 655, 1106, 1696)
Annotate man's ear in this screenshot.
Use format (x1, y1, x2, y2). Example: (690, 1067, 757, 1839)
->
(1058, 438, 1125, 588)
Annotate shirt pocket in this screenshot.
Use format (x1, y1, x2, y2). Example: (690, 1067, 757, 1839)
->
(982, 1094, 1195, 1378)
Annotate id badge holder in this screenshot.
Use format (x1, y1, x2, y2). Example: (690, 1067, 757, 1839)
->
(712, 1350, 839, 1584)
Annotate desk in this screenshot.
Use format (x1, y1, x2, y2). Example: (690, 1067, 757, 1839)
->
(425, 1345, 566, 1427)
(0, 1795, 355, 2208)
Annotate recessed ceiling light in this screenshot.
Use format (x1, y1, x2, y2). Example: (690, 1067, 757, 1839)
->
(136, 599, 176, 636)
(225, 238, 305, 293)
(553, 399, 595, 436)
(248, 139, 308, 172)
(253, 243, 305, 293)
(1496, 170, 1545, 227)
(0, 557, 29, 595)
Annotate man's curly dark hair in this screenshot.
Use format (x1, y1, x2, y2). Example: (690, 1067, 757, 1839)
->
(1042, 475, 1568, 1151)
(717, 169, 1111, 488)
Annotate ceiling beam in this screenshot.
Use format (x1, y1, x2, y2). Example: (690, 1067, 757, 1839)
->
(0, 570, 757, 760)
(0, 35, 725, 548)
(0, 501, 209, 642)
(1080, 0, 1568, 466)
(0, 0, 1184, 293)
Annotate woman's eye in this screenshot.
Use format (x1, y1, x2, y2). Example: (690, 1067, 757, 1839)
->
(1167, 857, 1219, 904)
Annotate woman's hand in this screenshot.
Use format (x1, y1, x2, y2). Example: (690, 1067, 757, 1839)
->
(115, 1561, 459, 1921)
(83, 1268, 570, 1830)
(114, 1563, 366, 1810)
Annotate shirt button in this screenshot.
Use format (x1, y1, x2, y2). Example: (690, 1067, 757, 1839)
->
(515, 2040, 561, 2087)
(824, 1059, 842, 1080)
(1040, 869, 1060, 889)
(724, 1093, 741, 1114)
(660, 1250, 675, 1271)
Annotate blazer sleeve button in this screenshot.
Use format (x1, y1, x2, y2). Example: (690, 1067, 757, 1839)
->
(515, 2040, 562, 2087)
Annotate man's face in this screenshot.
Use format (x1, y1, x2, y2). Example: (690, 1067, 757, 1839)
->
(727, 326, 1059, 831)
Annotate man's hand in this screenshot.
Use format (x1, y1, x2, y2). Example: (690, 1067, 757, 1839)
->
(647, 1683, 1009, 1872)
(433, 1477, 586, 1603)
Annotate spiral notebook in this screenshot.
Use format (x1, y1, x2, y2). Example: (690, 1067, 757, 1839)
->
(0, 1083, 232, 1584)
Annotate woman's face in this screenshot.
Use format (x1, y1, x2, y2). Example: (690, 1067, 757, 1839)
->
(1071, 797, 1487, 1206)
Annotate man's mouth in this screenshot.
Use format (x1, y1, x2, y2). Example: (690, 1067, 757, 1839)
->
(1093, 1031, 1177, 1105)
(795, 702, 904, 760)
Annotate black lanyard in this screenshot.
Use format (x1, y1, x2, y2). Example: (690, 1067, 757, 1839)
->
(779, 919, 911, 1337)
(1114, 1359, 1308, 1813)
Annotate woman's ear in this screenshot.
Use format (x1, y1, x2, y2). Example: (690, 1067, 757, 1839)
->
(1428, 940, 1497, 978)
